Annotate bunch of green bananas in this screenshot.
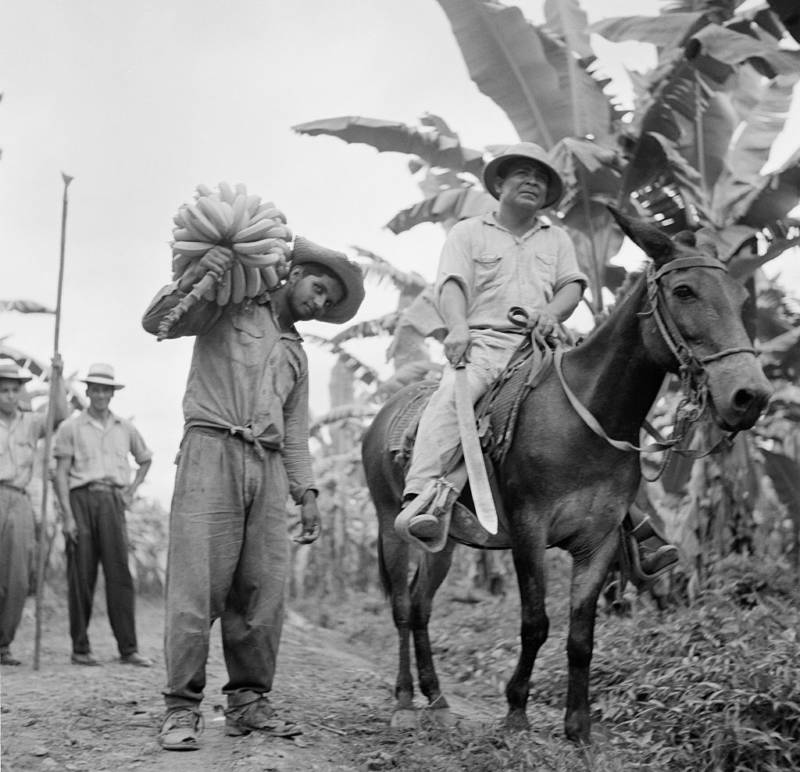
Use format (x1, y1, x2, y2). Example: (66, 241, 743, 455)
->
(170, 182, 292, 305)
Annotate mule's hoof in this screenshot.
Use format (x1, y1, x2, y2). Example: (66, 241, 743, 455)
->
(425, 707, 456, 727)
(390, 709, 418, 730)
(503, 710, 530, 732)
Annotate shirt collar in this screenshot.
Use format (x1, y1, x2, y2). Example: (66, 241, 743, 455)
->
(482, 210, 551, 235)
(79, 409, 121, 426)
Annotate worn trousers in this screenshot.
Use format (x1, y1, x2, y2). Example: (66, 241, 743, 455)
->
(67, 486, 138, 657)
(163, 428, 290, 709)
(404, 331, 524, 496)
(0, 486, 35, 653)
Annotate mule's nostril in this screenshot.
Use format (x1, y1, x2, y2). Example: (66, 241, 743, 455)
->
(733, 388, 755, 412)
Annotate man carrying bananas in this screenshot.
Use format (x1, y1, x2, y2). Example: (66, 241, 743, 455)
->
(0, 358, 68, 667)
(142, 237, 364, 751)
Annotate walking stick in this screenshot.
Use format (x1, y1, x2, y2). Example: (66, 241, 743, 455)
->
(33, 172, 73, 670)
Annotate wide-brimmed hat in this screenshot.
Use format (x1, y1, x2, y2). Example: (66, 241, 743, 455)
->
(290, 237, 365, 324)
(482, 142, 564, 208)
(81, 363, 125, 390)
(0, 361, 32, 383)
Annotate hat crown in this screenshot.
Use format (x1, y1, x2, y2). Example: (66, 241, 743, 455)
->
(86, 362, 116, 381)
(0, 362, 31, 382)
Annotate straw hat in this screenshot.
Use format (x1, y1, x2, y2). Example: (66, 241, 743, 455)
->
(290, 237, 365, 324)
(0, 361, 32, 383)
(482, 142, 564, 208)
(81, 363, 125, 390)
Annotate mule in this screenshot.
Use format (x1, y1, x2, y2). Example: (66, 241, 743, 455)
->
(361, 209, 772, 744)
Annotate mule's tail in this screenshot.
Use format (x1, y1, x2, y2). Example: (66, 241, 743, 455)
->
(377, 532, 392, 598)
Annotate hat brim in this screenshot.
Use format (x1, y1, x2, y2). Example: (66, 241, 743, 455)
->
(291, 238, 365, 324)
(82, 378, 125, 390)
(482, 154, 563, 208)
(0, 373, 32, 383)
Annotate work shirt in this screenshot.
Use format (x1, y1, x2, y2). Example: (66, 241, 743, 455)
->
(53, 411, 152, 490)
(141, 284, 315, 504)
(0, 410, 46, 490)
(436, 212, 588, 331)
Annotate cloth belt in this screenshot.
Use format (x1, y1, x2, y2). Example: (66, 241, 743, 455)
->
(0, 480, 27, 495)
(188, 423, 272, 460)
(81, 481, 122, 493)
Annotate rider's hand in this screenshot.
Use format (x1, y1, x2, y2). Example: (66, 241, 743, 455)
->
(529, 309, 561, 341)
(443, 324, 471, 366)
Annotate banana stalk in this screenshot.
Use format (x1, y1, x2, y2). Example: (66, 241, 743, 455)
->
(156, 272, 220, 341)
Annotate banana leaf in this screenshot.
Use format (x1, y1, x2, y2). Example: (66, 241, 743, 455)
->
(712, 74, 800, 223)
(349, 245, 429, 294)
(0, 299, 55, 314)
(762, 449, 800, 529)
(543, 0, 592, 58)
(292, 116, 485, 177)
(303, 333, 381, 386)
(385, 186, 494, 235)
(739, 148, 800, 227)
(767, 0, 800, 43)
(331, 312, 400, 346)
(686, 24, 800, 79)
(590, 12, 704, 48)
(435, 0, 615, 148)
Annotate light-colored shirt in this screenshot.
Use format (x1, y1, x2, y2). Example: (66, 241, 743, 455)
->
(0, 410, 46, 489)
(141, 284, 315, 504)
(53, 411, 152, 490)
(436, 212, 588, 330)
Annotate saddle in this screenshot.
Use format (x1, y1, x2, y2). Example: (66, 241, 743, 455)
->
(390, 334, 556, 551)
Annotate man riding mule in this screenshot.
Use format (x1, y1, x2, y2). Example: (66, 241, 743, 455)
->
(363, 204, 771, 744)
(396, 142, 678, 578)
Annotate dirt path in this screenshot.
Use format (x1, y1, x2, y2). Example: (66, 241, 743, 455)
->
(1, 593, 496, 772)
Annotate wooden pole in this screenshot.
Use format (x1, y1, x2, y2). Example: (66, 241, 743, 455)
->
(33, 172, 73, 670)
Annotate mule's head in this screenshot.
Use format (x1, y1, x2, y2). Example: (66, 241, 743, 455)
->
(609, 207, 772, 431)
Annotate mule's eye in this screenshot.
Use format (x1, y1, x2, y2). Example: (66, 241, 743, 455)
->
(673, 284, 695, 300)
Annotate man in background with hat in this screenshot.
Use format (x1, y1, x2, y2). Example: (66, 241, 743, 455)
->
(398, 142, 679, 577)
(0, 358, 68, 666)
(142, 237, 364, 750)
(53, 362, 153, 668)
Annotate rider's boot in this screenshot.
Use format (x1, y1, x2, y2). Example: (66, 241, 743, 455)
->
(624, 504, 679, 579)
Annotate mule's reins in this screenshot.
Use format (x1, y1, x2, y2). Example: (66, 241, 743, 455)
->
(546, 254, 755, 470)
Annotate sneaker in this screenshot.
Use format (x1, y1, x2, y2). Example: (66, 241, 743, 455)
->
(224, 694, 302, 738)
(159, 706, 203, 751)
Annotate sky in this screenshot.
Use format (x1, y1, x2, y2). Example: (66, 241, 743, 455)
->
(2, 0, 799, 508)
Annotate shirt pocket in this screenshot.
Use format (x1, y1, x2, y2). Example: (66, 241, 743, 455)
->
(473, 253, 504, 291)
(231, 313, 265, 339)
(534, 252, 557, 286)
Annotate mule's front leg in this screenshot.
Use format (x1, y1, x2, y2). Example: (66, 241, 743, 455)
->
(412, 544, 456, 725)
(564, 536, 618, 744)
(504, 539, 549, 732)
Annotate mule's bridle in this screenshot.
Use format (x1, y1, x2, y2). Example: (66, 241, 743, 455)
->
(643, 255, 756, 380)
(551, 254, 756, 470)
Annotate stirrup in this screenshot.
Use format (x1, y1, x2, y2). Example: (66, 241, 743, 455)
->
(628, 535, 679, 583)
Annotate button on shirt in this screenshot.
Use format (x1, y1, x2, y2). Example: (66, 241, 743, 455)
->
(53, 411, 152, 490)
(0, 410, 46, 489)
(141, 285, 314, 504)
(436, 212, 588, 329)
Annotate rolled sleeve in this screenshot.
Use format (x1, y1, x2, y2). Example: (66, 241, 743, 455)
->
(435, 221, 475, 308)
(141, 282, 222, 339)
(552, 231, 589, 295)
(128, 424, 153, 465)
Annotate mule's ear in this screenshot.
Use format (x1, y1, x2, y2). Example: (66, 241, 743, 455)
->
(607, 205, 674, 262)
